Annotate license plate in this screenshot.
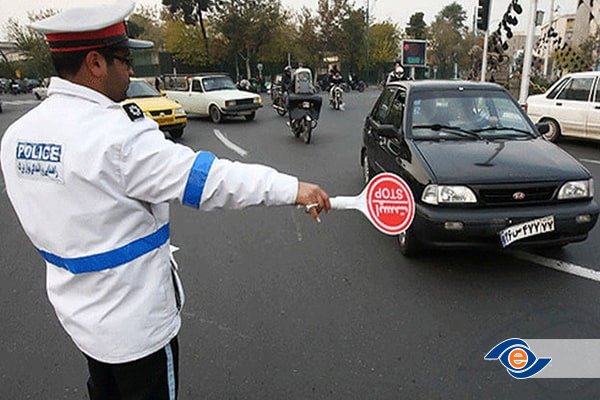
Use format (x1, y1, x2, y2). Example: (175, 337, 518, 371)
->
(499, 216, 555, 247)
(302, 101, 310, 108)
(156, 117, 173, 125)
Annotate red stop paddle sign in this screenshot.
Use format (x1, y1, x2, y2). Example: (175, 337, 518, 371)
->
(330, 173, 415, 235)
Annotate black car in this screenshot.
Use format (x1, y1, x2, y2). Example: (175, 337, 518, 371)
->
(361, 80, 599, 256)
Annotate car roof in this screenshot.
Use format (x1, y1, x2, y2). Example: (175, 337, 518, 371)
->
(560, 71, 600, 78)
(386, 79, 505, 93)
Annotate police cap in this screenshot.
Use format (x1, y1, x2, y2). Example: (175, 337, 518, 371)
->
(30, 0, 153, 53)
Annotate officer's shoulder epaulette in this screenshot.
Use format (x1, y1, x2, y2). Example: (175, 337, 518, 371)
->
(121, 103, 145, 121)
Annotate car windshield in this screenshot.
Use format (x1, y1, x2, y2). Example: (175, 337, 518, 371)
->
(202, 76, 237, 92)
(127, 80, 160, 98)
(410, 90, 535, 140)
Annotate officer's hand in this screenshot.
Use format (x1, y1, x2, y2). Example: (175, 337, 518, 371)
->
(296, 182, 330, 223)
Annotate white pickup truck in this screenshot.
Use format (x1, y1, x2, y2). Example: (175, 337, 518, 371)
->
(164, 74, 262, 123)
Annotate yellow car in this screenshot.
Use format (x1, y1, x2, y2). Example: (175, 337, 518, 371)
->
(122, 78, 187, 138)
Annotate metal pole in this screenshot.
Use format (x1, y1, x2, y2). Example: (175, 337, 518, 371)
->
(480, 30, 489, 81)
(543, 0, 555, 78)
(365, 0, 370, 85)
(519, 0, 538, 104)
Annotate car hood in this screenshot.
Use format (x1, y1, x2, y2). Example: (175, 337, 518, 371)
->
(415, 138, 589, 183)
(121, 96, 183, 112)
(208, 89, 259, 100)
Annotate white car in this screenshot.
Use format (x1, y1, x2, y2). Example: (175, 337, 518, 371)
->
(525, 71, 600, 142)
(32, 86, 48, 100)
(164, 74, 262, 123)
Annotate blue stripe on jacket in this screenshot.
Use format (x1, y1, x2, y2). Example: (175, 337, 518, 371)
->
(38, 224, 170, 274)
(183, 151, 216, 208)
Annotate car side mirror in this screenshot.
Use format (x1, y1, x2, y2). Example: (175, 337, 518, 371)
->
(535, 122, 549, 135)
(376, 123, 398, 138)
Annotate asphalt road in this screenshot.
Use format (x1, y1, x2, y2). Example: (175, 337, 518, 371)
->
(2, 89, 600, 399)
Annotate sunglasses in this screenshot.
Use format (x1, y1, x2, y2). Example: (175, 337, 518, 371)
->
(109, 54, 133, 68)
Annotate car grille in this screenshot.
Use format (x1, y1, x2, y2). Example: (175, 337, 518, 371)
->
(149, 109, 173, 116)
(236, 99, 255, 106)
(475, 183, 559, 205)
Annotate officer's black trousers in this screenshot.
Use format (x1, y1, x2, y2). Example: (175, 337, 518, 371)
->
(84, 336, 179, 400)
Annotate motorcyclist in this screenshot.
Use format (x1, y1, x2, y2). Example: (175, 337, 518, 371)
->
(328, 69, 344, 105)
(386, 60, 407, 85)
(281, 66, 293, 93)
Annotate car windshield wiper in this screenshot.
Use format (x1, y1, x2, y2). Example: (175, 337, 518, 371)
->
(412, 124, 483, 140)
(472, 126, 536, 137)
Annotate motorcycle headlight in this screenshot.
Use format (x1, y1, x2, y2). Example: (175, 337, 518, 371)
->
(557, 179, 593, 200)
(422, 184, 477, 205)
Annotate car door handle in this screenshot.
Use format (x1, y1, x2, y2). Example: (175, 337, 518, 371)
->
(595, 105, 600, 110)
(555, 102, 563, 106)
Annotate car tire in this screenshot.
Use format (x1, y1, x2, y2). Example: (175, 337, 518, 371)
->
(398, 227, 421, 257)
(245, 111, 256, 121)
(170, 128, 184, 139)
(541, 119, 560, 142)
(209, 105, 222, 123)
(361, 152, 374, 184)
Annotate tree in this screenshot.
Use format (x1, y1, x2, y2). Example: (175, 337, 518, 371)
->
(367, 22, 401, 81)
(338, 7, 367, 76)
(5, 10, 57, 78)
(162, 0, 217, 60)
(213, 0, 287, 80)
(405, 12, 427, 40)
(428, 3, 470, 78)
(128, 6, 166, 51)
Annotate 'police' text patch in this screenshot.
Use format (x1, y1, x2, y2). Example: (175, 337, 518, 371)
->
(15, 141, 64, 184)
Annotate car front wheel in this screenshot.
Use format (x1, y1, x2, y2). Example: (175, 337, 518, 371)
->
(209, 105, 223, 123)
(170, 128, 184, 139)
(361, 152, 373, 184)
(398, 227, 421, 257)
(541, 119, 561, 142)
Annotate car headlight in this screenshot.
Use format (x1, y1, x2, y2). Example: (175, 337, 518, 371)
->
(174, 108, 186, 115)
(422, 184, 477, 205)
(254, 97, 262, 105)
(557, 179, 593, 200)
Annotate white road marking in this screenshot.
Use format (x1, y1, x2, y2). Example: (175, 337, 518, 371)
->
(581, 158, 600, 165)
(213, 129, 248, 158)
(2, 100, 39, 106)
(510, 250, 600, 283)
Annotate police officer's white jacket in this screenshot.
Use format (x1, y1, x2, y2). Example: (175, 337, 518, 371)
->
(0, 77, 298, 363)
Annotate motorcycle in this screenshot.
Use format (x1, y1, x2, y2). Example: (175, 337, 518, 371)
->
(348, 78, 366, 92)
(271, 85, 287, 116)
(330, 84, 344, 111)
(288, 93, 322, 144)
(286, 67, 322, 144)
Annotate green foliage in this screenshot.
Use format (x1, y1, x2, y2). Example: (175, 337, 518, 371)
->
(406, 13, 427, 40)
(4, 10, 58, 78)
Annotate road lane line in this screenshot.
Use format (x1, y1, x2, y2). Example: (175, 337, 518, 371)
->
(213, 129, 248, 158)
(510, 250, 600, 283)
(581, 158, 600, 165)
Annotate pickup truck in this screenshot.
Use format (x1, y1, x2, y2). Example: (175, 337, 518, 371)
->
(164, 74, 262, 123)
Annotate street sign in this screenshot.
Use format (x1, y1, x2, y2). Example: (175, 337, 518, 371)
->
(330, 173, 415, 235)
(401, 40, 427, 67)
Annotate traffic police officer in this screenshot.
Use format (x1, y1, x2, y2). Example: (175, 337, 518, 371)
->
(0, 1, 330, 399)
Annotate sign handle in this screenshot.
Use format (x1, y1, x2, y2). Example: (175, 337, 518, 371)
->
(330, 196, 361, 211)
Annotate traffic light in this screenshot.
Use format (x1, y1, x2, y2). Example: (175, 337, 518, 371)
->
(401, 40, 427, 67)
(477, 0, 491, 31)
